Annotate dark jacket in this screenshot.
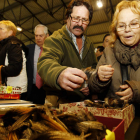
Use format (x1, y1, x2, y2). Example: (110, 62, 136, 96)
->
(26, 44, 46, 100)
(26, 44, 35, 96)
(37, 25, 97, 102)
(0, 36, 24, 84)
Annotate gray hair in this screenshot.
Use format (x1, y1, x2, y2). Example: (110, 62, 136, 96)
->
(34, 24, 48, 35)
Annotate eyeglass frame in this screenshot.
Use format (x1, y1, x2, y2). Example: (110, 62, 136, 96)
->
(116, 18, 140, 32)
(69, 15, 90, 25)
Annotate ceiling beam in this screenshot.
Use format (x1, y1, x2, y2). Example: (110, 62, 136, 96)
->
(34, 1, 63, 25)
(18, 1, 52, 34)
(10, 1, 70, 24)
(20, 32, 35, 43)
(60, 0, 67, 8)
(0, 0, 33, 13)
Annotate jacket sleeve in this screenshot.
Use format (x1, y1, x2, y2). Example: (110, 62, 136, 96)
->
(125, 80, 140, 103)
(37, 36, 67, 90)
(88, 51, 111, 95)
(1, 43, 23, 78)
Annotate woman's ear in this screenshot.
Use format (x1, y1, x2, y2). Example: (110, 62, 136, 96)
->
(8, 30, 14, 37)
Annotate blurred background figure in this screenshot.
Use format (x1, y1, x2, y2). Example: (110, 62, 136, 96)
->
(0, 20, 28, 97)
(95, 46, 104, 61)
(103, 33, 111, 48)
(26, 24, 49, 105)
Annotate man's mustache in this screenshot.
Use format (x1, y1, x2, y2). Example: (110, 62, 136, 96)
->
(73, 26, 84, 31)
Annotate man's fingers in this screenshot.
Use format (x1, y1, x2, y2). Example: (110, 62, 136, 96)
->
(68, 74, 85, 85)
(69, 68, 88, 80)
(57, 67, 87, 91)
(80, 87, 89, 92)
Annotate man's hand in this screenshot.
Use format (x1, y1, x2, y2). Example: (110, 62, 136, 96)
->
(115, 84, 133, 100)
(80, 87, 89, 96)
(98, 65, 114, 82)
(57, 67, 87, 91)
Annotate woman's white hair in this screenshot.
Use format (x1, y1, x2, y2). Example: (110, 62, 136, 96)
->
(34, 24, 48, 35)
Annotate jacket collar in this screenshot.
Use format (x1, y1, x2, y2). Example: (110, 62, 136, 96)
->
(0, 36, 17, 46)
(61, 25, 90, 47)
(60, 24, 92, 61)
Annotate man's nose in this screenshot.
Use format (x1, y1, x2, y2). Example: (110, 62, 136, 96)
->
(77, 19, 83, 26)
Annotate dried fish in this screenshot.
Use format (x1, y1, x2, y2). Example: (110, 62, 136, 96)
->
(103, 97, 110, 108)
(85, 98, 130, 110)
(29, 131, 86, 140)
(76, 110, 87, 121)
(86, 112, 97, 121)
(84, 99, 95, 107)
(75, 121, 104, 134)
(0, 105, 107, 140)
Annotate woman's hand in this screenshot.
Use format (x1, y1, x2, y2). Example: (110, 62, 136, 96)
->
(115, 84, 133, 100)
(97, 65, 114, 82)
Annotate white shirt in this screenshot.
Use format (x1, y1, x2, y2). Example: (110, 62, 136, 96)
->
(5, 50, 27, 93)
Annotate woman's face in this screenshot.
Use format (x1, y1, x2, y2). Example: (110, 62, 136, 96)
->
(0, 24, 11, 41)
(117, 8, 140, 47)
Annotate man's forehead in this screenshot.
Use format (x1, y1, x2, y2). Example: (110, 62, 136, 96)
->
(71, 5, 89, 17)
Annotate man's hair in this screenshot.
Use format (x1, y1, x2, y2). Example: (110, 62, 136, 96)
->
(97, 46, 104, 52)
(34, 24, 48, 35)
(65, 0, 93, 23)
(103, 33, 110, 42)
(0, 20, 17, 36)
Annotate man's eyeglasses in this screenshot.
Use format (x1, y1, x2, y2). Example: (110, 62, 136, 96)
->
(116, 19, 140, 32)
(70, 15, 89, 25)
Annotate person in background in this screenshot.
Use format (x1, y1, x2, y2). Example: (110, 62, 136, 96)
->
(95, 46, 104, 61)
(89, 1, 140, 116)
(37, 0, 97, 107)
(26, 24, 49, 105)
(0, 20, 28, 96)
(103, 33, 111, 48)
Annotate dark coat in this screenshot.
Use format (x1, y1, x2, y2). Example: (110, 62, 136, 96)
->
(0, 36, 23, 84)
(26, 44, 45, 100)
(26, 44, 35, 97)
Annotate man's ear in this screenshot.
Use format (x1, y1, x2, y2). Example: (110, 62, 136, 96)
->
(46, 33, 49, 37)
(8, 30, 14, 36)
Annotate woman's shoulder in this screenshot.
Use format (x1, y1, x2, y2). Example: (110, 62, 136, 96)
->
(103, 46, 114, 55)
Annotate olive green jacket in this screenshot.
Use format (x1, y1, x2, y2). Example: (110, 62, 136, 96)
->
(37, 25, 97, 102)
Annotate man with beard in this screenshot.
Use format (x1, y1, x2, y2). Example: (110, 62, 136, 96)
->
(37, 0, 97, 106)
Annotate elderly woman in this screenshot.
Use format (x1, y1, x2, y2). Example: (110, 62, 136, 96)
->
(0, 20, 28, 96)
(89, 1, 140, 115)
